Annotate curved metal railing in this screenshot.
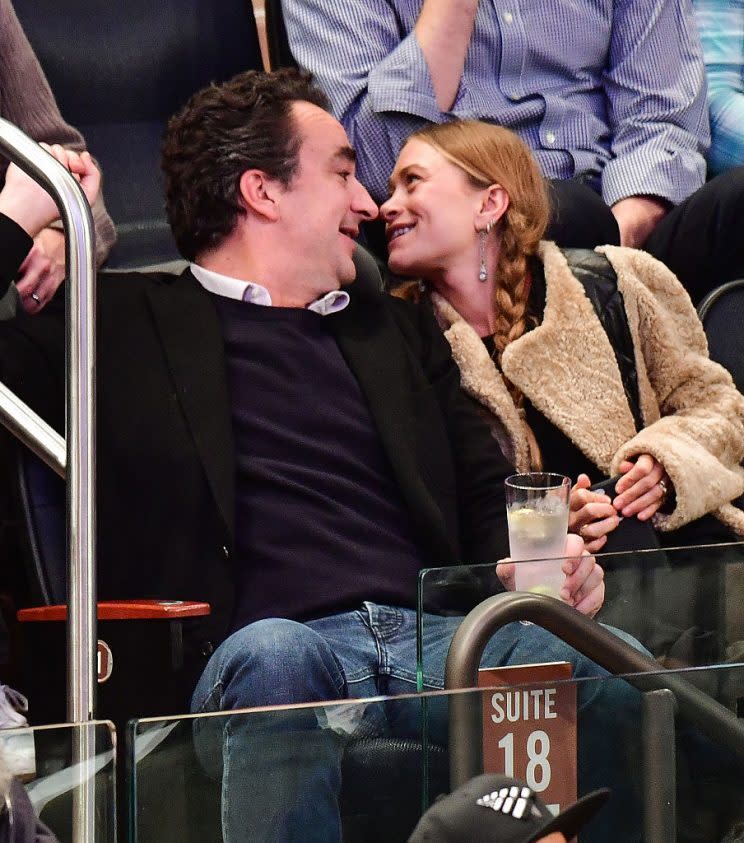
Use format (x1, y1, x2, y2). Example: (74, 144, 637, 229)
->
(0, 119, 97, 841)
(445, 591, 744, 782)
(444, 592, 744, 843)
(0, 117, 97, 725)
(445, 592, 744, 841)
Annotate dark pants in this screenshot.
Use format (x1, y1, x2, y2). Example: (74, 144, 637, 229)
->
(548, 168, 744, 303)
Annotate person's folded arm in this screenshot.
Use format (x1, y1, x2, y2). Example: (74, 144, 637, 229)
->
(602, 0, 710, 214)
(0, 147, 100, 326)
(0, 0, 115, 265)
(284, 0, 476, 202)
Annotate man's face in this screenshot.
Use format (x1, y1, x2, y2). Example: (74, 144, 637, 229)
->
(274, 102, 377, 296)
(539, 833, 568, 842)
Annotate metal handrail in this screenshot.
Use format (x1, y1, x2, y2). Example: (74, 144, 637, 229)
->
(0, 383, 65, 476)
(445, 592, 744, 787)
(0, 119, 97, 729)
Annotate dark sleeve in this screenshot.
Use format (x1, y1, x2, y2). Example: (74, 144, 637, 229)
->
(0, 213, 64, 430)
(395, 296, 512, 563)
(0, 212, 33, 287)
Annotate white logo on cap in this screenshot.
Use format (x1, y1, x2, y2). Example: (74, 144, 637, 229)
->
(476, 785, 534, 820)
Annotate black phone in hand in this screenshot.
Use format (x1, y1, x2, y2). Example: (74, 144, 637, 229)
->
(587, 476, 660, 554)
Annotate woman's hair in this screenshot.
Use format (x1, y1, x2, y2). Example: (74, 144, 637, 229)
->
(411, 120, 550, 362)
(400, 121, 550, 468)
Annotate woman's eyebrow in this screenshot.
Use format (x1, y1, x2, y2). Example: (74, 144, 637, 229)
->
(388, 164, 422, 192)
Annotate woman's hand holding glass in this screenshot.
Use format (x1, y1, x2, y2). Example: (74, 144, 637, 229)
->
(569, 474, 621, 553)
(497, 534, 605, 618)
(613, 454, 670, 521)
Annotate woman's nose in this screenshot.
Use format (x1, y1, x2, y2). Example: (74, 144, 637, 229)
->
(379, 197, 398, 221)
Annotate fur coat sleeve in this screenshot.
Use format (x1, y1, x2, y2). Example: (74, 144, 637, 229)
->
(601, 245, 744, 533)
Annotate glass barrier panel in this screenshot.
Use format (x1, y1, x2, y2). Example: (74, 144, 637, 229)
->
(0, 720, 116, 843)
(417, 541, 744, 687)
(128, 663, 744, 843)
(129, 697, 431, 843)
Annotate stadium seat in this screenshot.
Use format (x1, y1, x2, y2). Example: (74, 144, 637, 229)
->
(266, 0, 298, 69)
(698, 278, 744, 393)
(13, 444, 210, 727)
(12, 0, 264, 269)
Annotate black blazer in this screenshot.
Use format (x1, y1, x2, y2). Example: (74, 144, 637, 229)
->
(0, 215, 511, 699)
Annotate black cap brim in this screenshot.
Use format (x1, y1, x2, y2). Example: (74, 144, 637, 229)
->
(526, 789, 611, 843)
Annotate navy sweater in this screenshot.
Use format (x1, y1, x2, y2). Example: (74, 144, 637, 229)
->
(211, 296, 425, 629)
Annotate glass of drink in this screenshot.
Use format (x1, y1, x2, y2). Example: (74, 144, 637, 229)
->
(505, 473, 571, 598)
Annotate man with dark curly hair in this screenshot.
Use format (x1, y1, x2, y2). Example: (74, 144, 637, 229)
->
(0, 69, 628, 842)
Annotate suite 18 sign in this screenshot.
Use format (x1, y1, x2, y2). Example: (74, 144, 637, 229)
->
(479, 662, 576, 816)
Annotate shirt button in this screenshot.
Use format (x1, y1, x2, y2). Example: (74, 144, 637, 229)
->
(545, 132, 556, 145)
(201, 641, 214, 657)
(222, 545, 230, 560)
(503, 11, 513, 23)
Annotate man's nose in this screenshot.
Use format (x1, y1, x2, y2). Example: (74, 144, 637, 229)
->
(352, 180, 379, 221)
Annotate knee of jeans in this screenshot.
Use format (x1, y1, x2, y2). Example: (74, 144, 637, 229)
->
(599, 623, 652, 658)
(192, 618, 345, 713)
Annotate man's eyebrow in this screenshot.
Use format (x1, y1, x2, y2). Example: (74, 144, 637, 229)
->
(334, 146, 357, 164)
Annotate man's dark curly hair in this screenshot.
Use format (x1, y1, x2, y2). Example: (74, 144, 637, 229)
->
(162, 68, 330, 261)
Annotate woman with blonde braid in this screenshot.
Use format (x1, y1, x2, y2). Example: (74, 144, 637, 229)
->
(381, 120, 744, 550)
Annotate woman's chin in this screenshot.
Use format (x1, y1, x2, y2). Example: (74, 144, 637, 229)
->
(387, 251, 416, 276)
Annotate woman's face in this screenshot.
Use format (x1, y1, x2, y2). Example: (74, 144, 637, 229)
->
(380, 139, 487, 279)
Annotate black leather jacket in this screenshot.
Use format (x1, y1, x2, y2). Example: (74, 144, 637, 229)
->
(560, 249, 643, 433)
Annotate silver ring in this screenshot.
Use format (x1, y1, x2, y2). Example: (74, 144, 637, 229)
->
(658, 478, 668, 498)
(31, 292, 41, 304)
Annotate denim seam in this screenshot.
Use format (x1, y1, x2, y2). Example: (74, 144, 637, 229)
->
(196, 680, 225, 714)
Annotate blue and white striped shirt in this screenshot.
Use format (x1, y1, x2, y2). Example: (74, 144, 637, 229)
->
(283, 0, 711, 205)
(694, 0, 744, 174)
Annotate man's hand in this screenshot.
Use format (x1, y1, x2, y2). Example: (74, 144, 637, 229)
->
(569, 473, 621, 553)
(558, 533, 604, 617)
(610, 195, 668, 248)
(613, 454, 670, 520)
(497, 534, 605, 618)
(0, 144, 100, 240)
(16, 228, 66, 313)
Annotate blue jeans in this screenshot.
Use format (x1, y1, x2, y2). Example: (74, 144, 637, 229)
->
(191, 603, 643, 842)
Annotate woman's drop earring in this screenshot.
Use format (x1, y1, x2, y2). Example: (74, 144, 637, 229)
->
(479, 220, 494, 283)
(478, 231, 488, 282)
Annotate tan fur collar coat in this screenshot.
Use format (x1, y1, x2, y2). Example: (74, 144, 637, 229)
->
(431, 241, 744, 534)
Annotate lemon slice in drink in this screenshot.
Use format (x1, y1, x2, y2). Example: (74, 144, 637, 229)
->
(527, 585, 556, 596)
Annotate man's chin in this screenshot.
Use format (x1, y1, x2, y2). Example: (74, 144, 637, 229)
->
(337, 256, 358, 286)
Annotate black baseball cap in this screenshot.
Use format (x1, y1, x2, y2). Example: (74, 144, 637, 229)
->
(408, 774, 610, 843)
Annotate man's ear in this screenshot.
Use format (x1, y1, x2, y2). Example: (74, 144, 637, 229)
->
(238, 169, 283, 222)
(474, 184, 509, 231)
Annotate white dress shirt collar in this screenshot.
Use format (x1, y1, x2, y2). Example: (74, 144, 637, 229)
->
(190, 264, 349, 315)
